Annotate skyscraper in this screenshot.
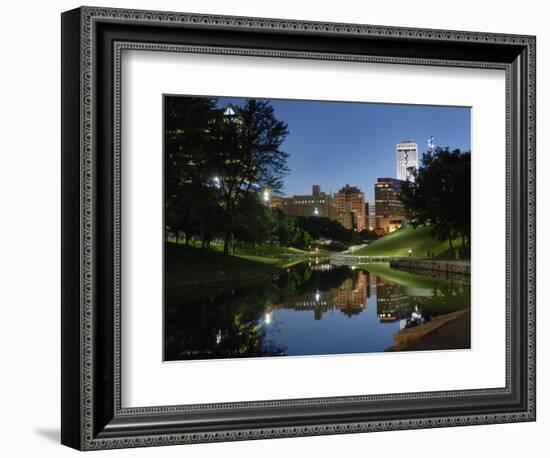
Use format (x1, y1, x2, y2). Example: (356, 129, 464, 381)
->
(373, 178, 406, 234)
(334, 185, 366, 232)
(396, 141, 419, 181)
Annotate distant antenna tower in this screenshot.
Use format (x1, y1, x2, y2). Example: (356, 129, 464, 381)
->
(427, 135, 434, 153)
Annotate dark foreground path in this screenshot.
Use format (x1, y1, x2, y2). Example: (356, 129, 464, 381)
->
(401, 312, 471, 351)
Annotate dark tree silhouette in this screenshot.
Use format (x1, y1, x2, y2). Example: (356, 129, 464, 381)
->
(212, 99, 289, 254)
(231, 193, 273, 252)
(400, 147, 471, 258)
(164, 97, 289, 253)
(164, 97, 221, 245)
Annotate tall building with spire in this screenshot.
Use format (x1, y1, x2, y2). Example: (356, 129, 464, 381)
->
(396, 141, 419, 181)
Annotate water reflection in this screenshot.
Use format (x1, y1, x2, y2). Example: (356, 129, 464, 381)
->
(269, 269, 369, 319)
(164, 260, 470, 361)
(374, 273, 470, 330)
(374, 276, 409, 322)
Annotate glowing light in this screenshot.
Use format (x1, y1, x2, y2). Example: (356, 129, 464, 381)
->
(313, 207, 319, 216)
(224, 106, 236, 116)
(264, 313, 272, 325)
(315, 291, 320, 302)
(215, 330, 222, 345)
(263, 190, 270, 201)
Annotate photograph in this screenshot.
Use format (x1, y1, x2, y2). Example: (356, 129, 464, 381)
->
(163, 95, 472, 361)
(55, 3, 537, 452)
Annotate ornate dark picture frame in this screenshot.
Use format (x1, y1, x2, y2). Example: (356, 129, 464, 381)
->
(61, 6, 536, 451)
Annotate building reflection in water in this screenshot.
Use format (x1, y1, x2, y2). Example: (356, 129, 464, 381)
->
(373, 273, 410, 323)
(165, 260, 471, 360)
(270, 268, 370, 320)
(308, 257, 334, 271)
(373, 273, 469, 330)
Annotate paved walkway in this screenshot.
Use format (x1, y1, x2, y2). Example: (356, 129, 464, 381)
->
(401, 312, 471, 351)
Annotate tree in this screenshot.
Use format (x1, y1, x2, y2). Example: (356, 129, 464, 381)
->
(212, 99, 289, 254)
(358, 229, 379, 242)
(164, 96, 221, 246)
(296, 216, 361, 246)
(272, 210, 300, 247)
(164, 97, 290, 254)
(232, 193, 272, 252)
(400, 147, 471, 258)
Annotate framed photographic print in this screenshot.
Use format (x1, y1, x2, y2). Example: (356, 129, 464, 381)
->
(61, 6, 536, 450)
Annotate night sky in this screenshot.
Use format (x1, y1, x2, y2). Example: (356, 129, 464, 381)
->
(215, 96, 471, 203)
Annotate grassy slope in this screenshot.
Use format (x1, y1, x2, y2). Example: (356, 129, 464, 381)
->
(354, 226, 460, 258)
(175, 240, 310, 256)
(165, 242, 282, 291)
(171, 240, 329, 266)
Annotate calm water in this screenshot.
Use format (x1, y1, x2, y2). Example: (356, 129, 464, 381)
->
(164, 260, 470, 361)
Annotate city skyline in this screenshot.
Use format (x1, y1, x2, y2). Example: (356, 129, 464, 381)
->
(163, 95, 472, 360)
(216, 97, 471, 203)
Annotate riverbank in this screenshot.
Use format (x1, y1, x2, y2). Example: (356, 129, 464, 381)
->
(165, 242, 283, 293)
(389, 258, 470, 280)
(169, 238, 330, 258)
(387, 309, 471, 352)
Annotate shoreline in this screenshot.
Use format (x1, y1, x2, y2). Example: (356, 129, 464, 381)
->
(386, 309, 471, 352)
(390, 258, 470, 280)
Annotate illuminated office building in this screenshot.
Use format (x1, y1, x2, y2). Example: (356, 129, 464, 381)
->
(373, 178, 406, 235)
(396, 141, 419, 182)
(278, 185, 336, 219)
(334, 185, 366, 232)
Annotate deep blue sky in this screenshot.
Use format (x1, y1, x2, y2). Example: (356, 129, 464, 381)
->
(217, 97, 470, 203)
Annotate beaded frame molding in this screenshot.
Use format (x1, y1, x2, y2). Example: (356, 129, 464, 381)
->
(61, 6, 536, 451)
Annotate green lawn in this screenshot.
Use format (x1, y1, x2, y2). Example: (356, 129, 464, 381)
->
(165, 242, 282, 292)
(354, 226, 461, 259)
(233, 243, 310, 257)
(173, 239, 313, 256)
